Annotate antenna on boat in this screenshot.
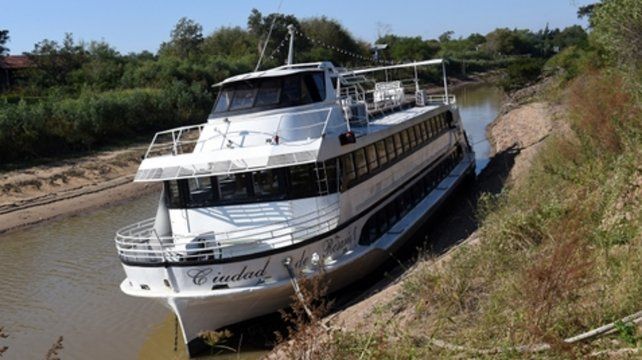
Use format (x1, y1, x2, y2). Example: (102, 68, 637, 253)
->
(254, 0, 284, 71)
(286, 24, 295, 65)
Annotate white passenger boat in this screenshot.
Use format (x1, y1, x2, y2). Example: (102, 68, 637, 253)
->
(114, 43, 475, 355)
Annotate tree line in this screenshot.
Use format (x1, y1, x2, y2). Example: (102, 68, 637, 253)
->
(0, 9, 588, 164)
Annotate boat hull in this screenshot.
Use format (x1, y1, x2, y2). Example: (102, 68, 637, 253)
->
(120, 152, 475, 356)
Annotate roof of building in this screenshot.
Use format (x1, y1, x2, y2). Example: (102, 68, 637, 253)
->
(0, 55, 34, 70)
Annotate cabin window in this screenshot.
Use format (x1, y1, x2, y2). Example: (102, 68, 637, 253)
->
(255, 78, 282, 106)
(393, 133, 403, 155)
(211, 71, 326, 116)
(165, 181, 182, 208)
(354, 148, 368, 177)
(288, 164, 318, 198)
(408, 126, 417, 148)
(375, 141, 388, 166)
(229, 83, 258, 111)
(219, 173, 251, 201)
(325, 160, 339, 193)
(341, 153, 357, 186)
(421, 122, 428, 141)
(415, 124, 425, 143)
(253, 169, 284, 198)
(187, 177, 215, 207)
(400, 130, 410, 152)
(214, 89, 233, 113)
(365, 144, 379, 171)
(385, 137, 396, 161)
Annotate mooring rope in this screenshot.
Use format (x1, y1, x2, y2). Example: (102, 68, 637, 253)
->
(282, 257, 331, 331)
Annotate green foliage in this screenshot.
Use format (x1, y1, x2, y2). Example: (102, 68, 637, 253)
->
(501, 58, 545, 91)
(614, 321, 640, 347)
(0, 85, 210, 163)
(0, 29, 9, 56)
(591, 0, 642, 71)
(159, 17, 204, 58)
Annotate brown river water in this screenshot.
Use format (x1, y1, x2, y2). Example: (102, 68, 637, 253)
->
(0, 83, 503, 360)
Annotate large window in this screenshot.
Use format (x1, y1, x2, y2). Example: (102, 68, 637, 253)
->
(211, 71, 326, 116)
(165, 161, 334, 208)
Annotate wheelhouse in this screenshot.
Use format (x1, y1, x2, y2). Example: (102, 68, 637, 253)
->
(210, 70, 329, 118)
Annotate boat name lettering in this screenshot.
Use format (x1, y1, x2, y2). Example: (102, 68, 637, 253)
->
(323, 234, 354, 257)
(187, 259, 270, 286)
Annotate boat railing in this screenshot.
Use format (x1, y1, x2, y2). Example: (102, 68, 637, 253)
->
(143, 107, 345, 159)
(114, 201, 340, 263)
(425, 94, 457, 105)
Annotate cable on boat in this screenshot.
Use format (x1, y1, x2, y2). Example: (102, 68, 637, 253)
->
(255, 0, 284, 71)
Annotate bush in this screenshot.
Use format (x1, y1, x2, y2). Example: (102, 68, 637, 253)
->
(0, 85, 211, 164)
(500, 58, 545, 91)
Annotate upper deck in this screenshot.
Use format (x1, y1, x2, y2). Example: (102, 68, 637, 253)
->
(134, 60, 456, 182)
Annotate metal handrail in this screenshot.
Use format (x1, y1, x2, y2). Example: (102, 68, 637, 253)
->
(143, 107, 344, 160)
(115, 201, 340, 262)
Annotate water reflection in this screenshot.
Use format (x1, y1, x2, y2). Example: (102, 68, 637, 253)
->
(454, 83, 504, 172)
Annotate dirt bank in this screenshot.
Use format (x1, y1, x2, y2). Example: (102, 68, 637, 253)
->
(0, 147, 159, 234)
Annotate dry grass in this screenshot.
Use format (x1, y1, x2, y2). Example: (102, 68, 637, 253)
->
(319, 70, 642, 359)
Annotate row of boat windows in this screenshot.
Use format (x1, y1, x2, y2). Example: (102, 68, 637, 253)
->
(359, 146, 463, 246)
(340, 111, 453, 189)
(164, 110, 453, 208)
(211, 72, 327, 116)
(165, 162, 338, 208)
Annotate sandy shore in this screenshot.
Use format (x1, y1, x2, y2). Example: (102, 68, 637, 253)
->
(0, 147, 160, 235)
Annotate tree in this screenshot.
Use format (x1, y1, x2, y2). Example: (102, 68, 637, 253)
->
(438, 31, 454, 43)
(299, 17, 368, 65)
(591, 0, 642, 69)
(160, 17, 204, 58)
(247, 9, 305, 63)
(0, 29, 9, 56)
(202, 26, 256, 58)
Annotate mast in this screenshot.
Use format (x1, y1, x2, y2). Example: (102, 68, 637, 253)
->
(286, 24, 295, 65)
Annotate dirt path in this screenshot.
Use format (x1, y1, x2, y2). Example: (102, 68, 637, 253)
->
(0, 147, 159, 234)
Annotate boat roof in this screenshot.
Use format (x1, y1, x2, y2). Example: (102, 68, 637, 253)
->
(215, 61, 338, 86)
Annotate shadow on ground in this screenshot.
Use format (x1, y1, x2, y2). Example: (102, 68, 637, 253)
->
(198, 146, 520, 357)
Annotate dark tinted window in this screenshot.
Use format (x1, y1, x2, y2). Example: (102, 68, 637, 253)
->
(255, 79, 281, 106)
(365, 144, 379, 171)
(229, 83, 258, 110)
(354, 148, 368, 177)
(288, 164, 317, 198)
(187, 177, 215, 207)
(253, 169, 283, 198)
(219, 173, 250, 201)
(341, 154, 356, 187)
(385, 137, 396, 160)
(211, 71, 326, 115)
(375, 141, 388, 166)
(400, 130, 410, 152)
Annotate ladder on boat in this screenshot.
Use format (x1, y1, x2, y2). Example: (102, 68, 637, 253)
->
(314, 162, 329, 196)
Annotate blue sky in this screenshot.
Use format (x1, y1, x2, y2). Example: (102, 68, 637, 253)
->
(2, 0, 593, 55)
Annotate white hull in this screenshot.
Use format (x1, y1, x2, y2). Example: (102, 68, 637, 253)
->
(120, 152, 475, 354)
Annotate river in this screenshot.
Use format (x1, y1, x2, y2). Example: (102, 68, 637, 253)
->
(0, 83, 504, 360)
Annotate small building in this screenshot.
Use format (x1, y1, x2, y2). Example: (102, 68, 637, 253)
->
(0, 55, 33, 90)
